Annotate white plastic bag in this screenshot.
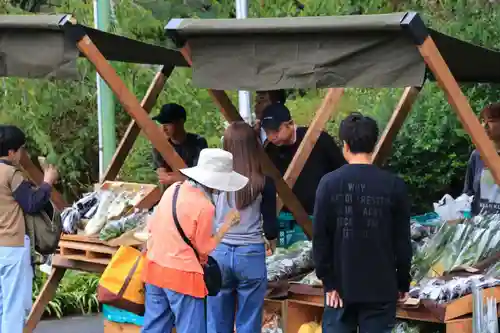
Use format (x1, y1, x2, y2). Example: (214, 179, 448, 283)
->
(434, 193, 473, 221)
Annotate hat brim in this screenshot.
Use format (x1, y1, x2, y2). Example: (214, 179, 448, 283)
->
(261, 120, 282, 131)
(152, 115, 173, 124)
(179, 167, 248, 192)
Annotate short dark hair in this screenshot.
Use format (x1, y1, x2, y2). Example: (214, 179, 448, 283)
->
(339, 112, 379, 154)
(0, 125, 26, 157)
(480, 103, 500, 121)
(257, 90, 287, 104)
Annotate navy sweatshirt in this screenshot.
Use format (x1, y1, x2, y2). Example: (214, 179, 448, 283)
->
(313, 164, 412, 303)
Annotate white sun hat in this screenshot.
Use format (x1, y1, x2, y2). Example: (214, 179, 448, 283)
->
(179, 148, 248, 192)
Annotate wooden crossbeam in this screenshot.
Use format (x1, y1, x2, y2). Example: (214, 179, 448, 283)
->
(102, 65, 174, 182)
(372, 86, 421, 166)
(180, 46, 313, 238)
(418, 36, 500, 185)
(74, 33, 187, 173)
(276, 88, 344, 213)
(19, 150, 68, 211)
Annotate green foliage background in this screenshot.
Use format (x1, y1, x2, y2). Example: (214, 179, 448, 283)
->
(2, 0, 500, 317)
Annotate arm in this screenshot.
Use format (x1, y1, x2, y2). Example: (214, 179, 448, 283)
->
(194, 205, 239, 256)
(319, 132, 346, 171)
(192, 136, 209, 166)
(11, 171, 52, 214)
(393, 178, 412, 294)
(313, 176, 336, 291)
(261, 177, 278, 240)
(463, 151, 476, 196)
(152, 149, 170, 173)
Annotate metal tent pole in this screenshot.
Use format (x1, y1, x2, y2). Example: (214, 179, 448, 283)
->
(94, 0, 116, 179)
(235, 0, 252, 124)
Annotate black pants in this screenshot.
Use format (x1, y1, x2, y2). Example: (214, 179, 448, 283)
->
(322, 302, 396, 333)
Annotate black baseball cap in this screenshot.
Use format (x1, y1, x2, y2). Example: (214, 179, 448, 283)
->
(260, 103, 292, 131)
(152, 103, 186, 124)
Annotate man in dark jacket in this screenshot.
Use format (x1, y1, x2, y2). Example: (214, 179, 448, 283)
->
(152, 103, 208, 187)
(261, 103, 345, 215)
(313, 113, 412, 333)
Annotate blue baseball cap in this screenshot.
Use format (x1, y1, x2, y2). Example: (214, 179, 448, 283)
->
(260, 103, 292, 131)
(152, 103, 186, 124)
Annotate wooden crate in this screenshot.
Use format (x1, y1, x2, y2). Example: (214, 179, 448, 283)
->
(397, 286, 500, 322)
(59, 180, 160, 264)
(100, 181, 161, 210)
(287, 299, 323, 333)
(59, 237, 118, 265)
(103, 320, 176, 333)
(264, 299, 287, 332)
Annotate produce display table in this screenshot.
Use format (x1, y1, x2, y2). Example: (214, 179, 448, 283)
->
(285, 284, 500, 333)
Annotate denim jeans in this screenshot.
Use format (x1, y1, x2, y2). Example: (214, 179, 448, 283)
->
(0, 235, 33, 333)
(207, 243, 267, 333)
(141, 284, 206, 333)
(322, 302, 396, 333)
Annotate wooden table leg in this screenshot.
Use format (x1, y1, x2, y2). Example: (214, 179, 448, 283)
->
(24, 267, 66, 333)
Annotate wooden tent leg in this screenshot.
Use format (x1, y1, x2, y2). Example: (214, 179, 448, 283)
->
(19, 151, 68, 211)
(418, 36, 500, 184)
(102, 65, 175, 182)
(179, 46, 312, 237)
(276, 88, 344, 213)
(72, 32, 187, 171)
(371, 86, 421, 166)
(24, 267, 66, 333)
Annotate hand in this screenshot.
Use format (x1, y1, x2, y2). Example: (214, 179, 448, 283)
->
(43, 165, 59, 185)
(265, 238, 277, 256)
(158, 171, 182, 185)
(398, 292, 410, 304)
(224, 209, 240, 227)
(325, 290, 343, 308)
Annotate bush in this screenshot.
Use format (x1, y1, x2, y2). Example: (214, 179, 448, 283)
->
(33, 270, 99, 318)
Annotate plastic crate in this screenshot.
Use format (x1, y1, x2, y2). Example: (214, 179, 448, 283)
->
(277, 212, 309, 248)
(102, 304, 144, 326)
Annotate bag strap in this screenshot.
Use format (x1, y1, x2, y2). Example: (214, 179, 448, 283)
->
(172, 183, 200, 260)
(117, 253, 142, 298)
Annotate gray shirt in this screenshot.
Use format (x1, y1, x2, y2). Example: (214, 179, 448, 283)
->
(213, 178, 277, 245)
(464, 149, 500, 215)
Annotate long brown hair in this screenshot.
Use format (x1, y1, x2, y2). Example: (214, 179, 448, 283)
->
(223, 121, 265, 210)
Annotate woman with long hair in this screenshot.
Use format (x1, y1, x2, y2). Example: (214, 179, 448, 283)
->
(207, 122, 277, 333)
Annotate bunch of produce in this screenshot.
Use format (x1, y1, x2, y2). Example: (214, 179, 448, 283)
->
(61, 192, 100, 234)
(411, 214, 500, 282)
(99, 209, 149, 241)
(266, 241, 313, 282)
(392, 321, 442, 333)
(299, 270, 322, 287)
(297, 321, 321, 333)
(410, 275, 500, 303)
(83, 187, 147, 236)
(410, 222, 435, 254)
(393, 322, 421, 333)
(262, 309, 283, 333)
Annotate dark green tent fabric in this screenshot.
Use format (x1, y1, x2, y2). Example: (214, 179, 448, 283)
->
(0, 14, 187, 79)
(165, 12, 500, 90)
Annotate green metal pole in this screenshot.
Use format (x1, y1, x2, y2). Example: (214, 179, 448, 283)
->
(94, 0, 116, 178)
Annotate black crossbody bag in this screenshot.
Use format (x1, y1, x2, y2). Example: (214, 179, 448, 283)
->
(172, 183, 222, 296)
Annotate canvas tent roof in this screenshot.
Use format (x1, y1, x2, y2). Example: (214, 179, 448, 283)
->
(0, 14, 188, 79)
(165, 12, 500, 90)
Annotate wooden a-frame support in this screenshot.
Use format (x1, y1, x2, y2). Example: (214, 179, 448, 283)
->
(24, 18, 500, 332)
